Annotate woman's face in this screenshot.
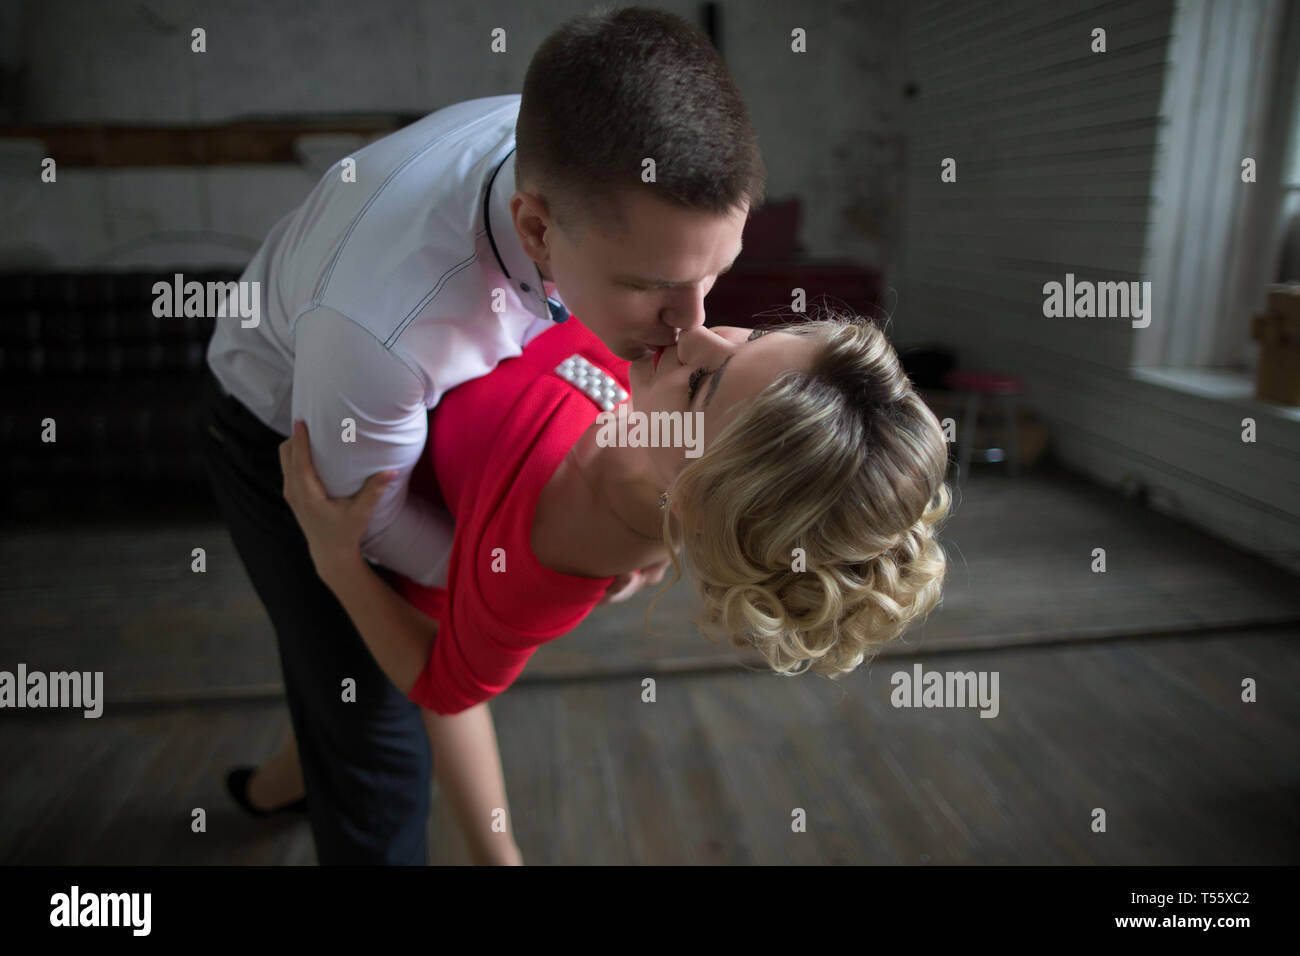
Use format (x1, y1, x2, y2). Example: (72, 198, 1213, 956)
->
(625, 324, 818, 492)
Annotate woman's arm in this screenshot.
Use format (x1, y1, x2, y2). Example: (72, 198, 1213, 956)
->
(279, 421, 522, 864)
(320, 564, 522, 864)
(421, 702, 523, 865)
(323, 559, 522, 863)
(277, 417, 437, 694)
(315, 553, 435, 695)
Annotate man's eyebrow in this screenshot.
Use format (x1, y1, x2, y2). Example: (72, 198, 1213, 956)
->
(616, 243, 743, 288)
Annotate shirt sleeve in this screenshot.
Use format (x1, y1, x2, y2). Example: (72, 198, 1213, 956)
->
(291, 305, 453, 587)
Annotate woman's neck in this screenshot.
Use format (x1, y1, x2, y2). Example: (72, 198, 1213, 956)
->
(569, 422, 671, 546)
(532, 409, 677, 580)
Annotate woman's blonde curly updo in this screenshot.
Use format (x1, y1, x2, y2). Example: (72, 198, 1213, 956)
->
(653, 309, 953, 679)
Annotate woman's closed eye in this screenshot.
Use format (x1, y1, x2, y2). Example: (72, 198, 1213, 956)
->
(686, 327, 772, 402)
(687, 366, 711, 401)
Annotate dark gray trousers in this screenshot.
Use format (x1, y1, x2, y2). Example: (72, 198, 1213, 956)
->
(197, 361, 432, 865)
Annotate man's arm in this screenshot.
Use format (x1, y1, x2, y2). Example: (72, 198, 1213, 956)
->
(292, 305, 451, 587)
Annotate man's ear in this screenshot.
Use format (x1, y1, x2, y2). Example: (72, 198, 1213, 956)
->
(511, 191, 551, 262)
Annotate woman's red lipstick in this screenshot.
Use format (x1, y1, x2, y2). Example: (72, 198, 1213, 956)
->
(652, 346, 666, 372)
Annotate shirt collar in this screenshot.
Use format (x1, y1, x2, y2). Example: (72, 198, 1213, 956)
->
(484, 147, 569, 324)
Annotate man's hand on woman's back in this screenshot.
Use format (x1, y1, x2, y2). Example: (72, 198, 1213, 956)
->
(597, 558, 671, 606)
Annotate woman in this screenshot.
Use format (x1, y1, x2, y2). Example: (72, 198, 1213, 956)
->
(245, 307, 952, 864)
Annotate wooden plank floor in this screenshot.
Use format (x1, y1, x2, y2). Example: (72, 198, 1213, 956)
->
(2, 462, 1297, 706)
(0, 626, 1294, 864)
(1, 461, 1297, 864)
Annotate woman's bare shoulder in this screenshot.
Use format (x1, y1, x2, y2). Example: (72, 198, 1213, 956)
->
(530, 452, 615, 578)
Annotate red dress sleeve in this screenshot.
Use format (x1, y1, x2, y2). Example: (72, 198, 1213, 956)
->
(393, 381, 616, 715)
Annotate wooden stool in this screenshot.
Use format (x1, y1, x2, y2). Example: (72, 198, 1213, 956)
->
(943, 370, 1024, 485)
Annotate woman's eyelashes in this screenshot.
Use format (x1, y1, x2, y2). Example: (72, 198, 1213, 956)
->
(687, 366, 711, 402)
(686, 329, 769, 402)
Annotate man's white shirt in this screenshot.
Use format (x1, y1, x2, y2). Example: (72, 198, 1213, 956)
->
(205, 94, 564, 587)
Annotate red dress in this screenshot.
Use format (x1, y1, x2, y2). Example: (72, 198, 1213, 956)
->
(392, 317, 629, 714)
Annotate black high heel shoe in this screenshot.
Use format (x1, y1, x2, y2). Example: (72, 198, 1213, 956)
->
(225, 766, 309, 817)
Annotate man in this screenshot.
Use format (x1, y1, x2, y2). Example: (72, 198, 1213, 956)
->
(199, 5, 764, 864)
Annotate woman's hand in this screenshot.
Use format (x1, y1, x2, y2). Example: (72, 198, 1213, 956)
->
(278, 420, 397, 583)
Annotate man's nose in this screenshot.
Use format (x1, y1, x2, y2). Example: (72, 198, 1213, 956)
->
(661, 288, 708, 334)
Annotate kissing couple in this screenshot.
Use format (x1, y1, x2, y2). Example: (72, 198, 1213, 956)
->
(198, 8, 949, 866)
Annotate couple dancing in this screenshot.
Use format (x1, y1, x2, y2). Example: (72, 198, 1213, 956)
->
(276, 308, 949, 866)
(198, 7, 950, 866)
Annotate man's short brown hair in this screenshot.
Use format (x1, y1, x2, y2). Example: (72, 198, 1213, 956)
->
(515, 4, 766, 238)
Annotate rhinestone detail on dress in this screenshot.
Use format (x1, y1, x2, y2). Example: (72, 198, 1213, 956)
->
(554, 354, 629, 412)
